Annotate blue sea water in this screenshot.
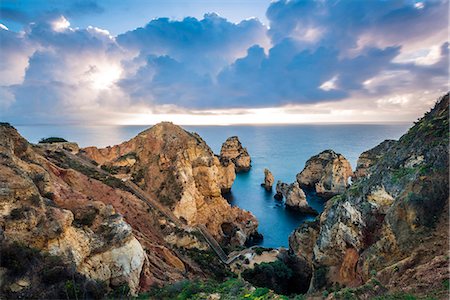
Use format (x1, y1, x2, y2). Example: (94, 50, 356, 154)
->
(15, 123, 410, 248)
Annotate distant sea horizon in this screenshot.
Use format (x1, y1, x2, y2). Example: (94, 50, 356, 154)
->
(14, 123, 411, 248)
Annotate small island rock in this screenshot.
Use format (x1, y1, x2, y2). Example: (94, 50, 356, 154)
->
(219, 136, 251, 172)
(274, 180, 289, 200)
(296, 150, 352, 199)
(261, 168, 274, 191)
(285, 182, 318, 215)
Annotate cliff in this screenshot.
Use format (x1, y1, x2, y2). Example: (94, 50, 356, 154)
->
(296, 150, 353, 199)
(289, 93, 449, 298)
(81, 122, 258, 246)
(0, 123, 228, 297)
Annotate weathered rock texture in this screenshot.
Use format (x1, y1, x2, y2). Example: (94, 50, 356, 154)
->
(262, 168, 274, 191)
(353, 140, 396, 181)
(284, 182, 318, 215)
(296, 150, 353, 198)
(289, 94, 449, 298)
(274, 181, 317, 214)
(82, 122, 258, 246)
(0, 123, 229, 297)
(219, 136, 251, 172)
(0, 124, 144, 295)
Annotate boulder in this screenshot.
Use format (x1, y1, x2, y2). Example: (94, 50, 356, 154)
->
(296, 150, 352, 199)
(261, 168, 274, 191)
(219, 136, 251, 172)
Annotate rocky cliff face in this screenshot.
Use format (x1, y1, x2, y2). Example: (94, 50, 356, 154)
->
(82, 122, 258, 246)
(0, 123, 227, 297)
(0, 124, 144, 295)
(353, 140, 396, 181)
(219, 136, 251, 172)
(296, 150, 353, 199)
(289, 94, 449, 297)
(274, 181, 317, 214)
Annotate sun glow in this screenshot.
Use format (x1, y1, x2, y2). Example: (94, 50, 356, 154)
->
(90, 64, 122, 90)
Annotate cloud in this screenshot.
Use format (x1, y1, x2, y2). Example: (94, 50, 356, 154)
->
(0, 0, 448, 124)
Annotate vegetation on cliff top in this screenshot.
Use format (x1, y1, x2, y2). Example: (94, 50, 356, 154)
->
(39, 137, 68, 143)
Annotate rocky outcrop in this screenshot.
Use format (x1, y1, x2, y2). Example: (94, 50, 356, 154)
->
(289, 94, 449, 296)
(274, 180, 289, 200)
(274, 181, 317, 214)
(261, 168, 274, 191)
(353, 140, 396, 181)
(296, 150, 353, 199)
(0, 124, 145, 295)
(284, 182, 318, 215)
(219, 136, 251, 172)
(82, 122, 258, 246)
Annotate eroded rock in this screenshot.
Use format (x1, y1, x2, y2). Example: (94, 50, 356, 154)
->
(296, 150, 353, 199)
(261, 168, 274, 191)
(219, 136, 251, 172)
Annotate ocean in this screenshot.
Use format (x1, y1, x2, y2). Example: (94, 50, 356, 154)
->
(15, 123, 411, 248)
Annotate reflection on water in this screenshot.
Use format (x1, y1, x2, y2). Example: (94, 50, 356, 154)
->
(15, 123, 410, 247)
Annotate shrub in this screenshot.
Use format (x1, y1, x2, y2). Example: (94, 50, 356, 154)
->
(39, 137, 68, 144)
(242, 260, 293, 295)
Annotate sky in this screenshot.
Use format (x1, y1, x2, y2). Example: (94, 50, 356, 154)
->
(0, 0, 448, 125)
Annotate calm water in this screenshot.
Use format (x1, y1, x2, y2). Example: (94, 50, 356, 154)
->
(15, 123, 410, 248)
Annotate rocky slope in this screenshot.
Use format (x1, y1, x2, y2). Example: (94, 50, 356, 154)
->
(352, 139, 396, 181)
(219, 136, 252, 172)
(0, 124, 145, 295)
(296, 150, 353, 199)
(82, 122, 258, 246)
(289, 94, 449, 298)
(0, 123, 234, 297)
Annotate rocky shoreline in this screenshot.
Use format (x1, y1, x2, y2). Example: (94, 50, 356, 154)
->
(0, 93, 448, 299)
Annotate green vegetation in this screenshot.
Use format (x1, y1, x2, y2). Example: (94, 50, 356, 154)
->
(391, 167, 416, 183)
(142, 278, 292, 300)
(39, 137, 68, 143)
(373, 292, 435, 300)
(242, 260, 294, 295)
(179, 248, 233, 280)
(0, 241, 108, 299)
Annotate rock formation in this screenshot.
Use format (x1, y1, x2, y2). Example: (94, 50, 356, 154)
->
(0, 124, 144, 295)
(353, 139, 396, 181)
(289, 94, 449, 297)
(274, 180, 289, 200)
(274, 181, 317, 214)
(296, 150, 353, 198)
(261, 168, 274, 191)
(82, 122, 258, 246)
(284, 182, 318, 215)
(219, 136, 251, 172)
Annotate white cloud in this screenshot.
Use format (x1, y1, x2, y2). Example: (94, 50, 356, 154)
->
(51, 16, 71, 31)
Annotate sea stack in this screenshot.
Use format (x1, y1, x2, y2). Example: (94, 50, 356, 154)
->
(296, 150, 352, 199)
(261, 168, 274, 191)
(284, 182, 318, 215)
(219, 136, 251, 172)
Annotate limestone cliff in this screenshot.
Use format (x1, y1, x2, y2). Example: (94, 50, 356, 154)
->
(82, 122, 258, 246)
(296, 150, 353, 199)
(274, 181, 317, 214)
(219, 136, 251, 172)
(353, 139, 396, 181)
(289, 94, 449, 297)
(0, 124, 144, 295)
